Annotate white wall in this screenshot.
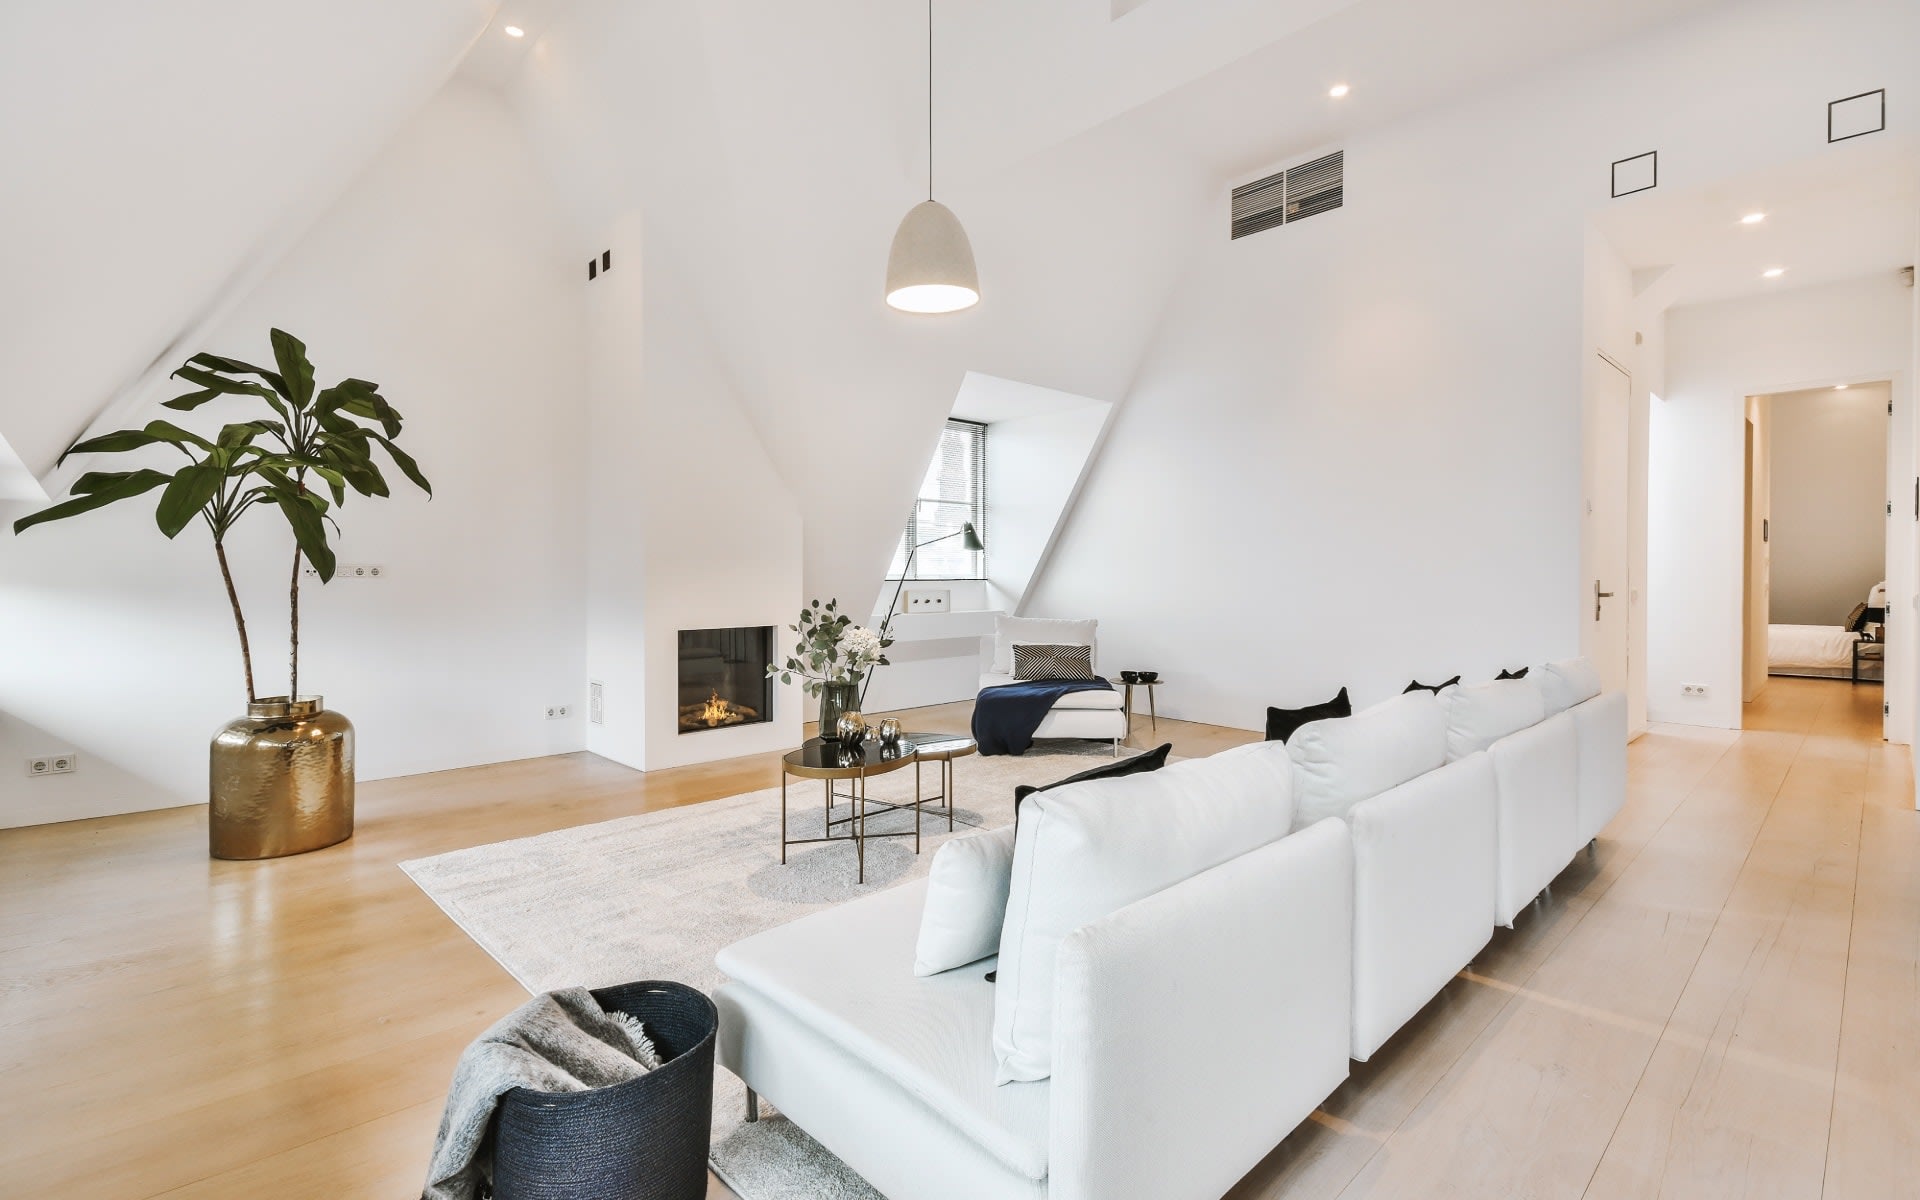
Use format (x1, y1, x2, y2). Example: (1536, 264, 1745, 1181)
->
(1030, 0, 1920, 729)
(1650, 275, 1914, 730)
(1768, 384, 1889, 625)
(0, 83, 590, 828)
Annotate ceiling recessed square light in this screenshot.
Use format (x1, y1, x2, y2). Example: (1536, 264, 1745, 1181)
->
(1328, 84, 1350, 98)
(504, 24, 526, 38)
(1763, 267, 1785, 278)
(1740, 212, 1765, 224)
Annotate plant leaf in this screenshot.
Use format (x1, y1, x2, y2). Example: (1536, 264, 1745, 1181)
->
(12, 469, 170, 534)
(155, 462, 225, 538)
(59, 428, 164, 463)
(269, 329, 315, 408)
(370, 434, 431, 497)
(275, 489, 336, 581)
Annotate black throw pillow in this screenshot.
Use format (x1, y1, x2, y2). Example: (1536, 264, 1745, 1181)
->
(1496, 667, 1530, 680)
(1404, 675, 1462, 695)
(1265, 687, 1352, 743)
(1013, 742, 1173, 816)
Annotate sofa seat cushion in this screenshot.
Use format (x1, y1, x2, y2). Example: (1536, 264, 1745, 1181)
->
(993, 741, 1297, 1083)
(979, 672, 1125, 709)
(1439, 678, 1547, 761)
(1287, 691, 1448, 829)
(716, 879, 1050, 1181)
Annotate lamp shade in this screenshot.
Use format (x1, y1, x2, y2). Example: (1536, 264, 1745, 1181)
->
(885, 200, 979, 313)
(959, 521, 984, 551)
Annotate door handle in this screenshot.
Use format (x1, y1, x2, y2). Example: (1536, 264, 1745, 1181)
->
(1595, 580, 1616, 621)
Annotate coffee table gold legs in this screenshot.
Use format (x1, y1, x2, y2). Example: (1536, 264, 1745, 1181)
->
(780, 773, 787, 865)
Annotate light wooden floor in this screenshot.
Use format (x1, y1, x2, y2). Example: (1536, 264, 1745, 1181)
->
(1, 679, 1913, 1199)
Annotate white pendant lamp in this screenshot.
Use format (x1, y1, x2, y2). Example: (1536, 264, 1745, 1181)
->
(886, 0, 978, 314)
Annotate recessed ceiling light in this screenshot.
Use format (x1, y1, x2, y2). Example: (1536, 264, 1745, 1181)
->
(504, 24, 525, 38)
(1763, 267, 1785, 278)
(1835, 384, 1850, 390)
(1740, 212, 1766, 225)
(1328, 84, 1350, 98)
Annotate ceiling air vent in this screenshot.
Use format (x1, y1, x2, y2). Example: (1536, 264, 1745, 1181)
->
(1231, 149, 1343, 240)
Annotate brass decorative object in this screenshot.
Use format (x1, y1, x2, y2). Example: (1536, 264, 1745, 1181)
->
(877, 717, 903, 748)
(210, 696, 354, 860)
(835, 711, 868, 745)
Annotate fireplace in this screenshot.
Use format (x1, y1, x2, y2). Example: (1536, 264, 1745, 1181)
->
(678, 626, 774, 734)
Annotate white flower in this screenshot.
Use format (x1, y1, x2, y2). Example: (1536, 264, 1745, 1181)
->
(841, 625, 884, 667)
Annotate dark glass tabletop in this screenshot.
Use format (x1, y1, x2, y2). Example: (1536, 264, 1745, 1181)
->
(782, 738, 919, 777)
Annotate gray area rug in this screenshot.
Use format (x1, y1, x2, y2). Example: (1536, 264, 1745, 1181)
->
(401, 741, 1130, 1199)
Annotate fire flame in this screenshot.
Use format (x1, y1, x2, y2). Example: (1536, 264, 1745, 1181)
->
(700, 690, 733, 726)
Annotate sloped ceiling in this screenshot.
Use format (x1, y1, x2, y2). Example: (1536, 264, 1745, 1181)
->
(0, 0, 499, 480)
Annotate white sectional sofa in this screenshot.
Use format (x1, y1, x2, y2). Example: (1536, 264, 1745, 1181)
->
(715, 658, 1627, 1198)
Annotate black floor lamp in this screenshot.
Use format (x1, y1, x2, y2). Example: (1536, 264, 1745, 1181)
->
(862, 521, 984, 708)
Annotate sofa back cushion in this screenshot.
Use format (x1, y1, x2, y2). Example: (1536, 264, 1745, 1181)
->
(914, 825, 1018, 977)
(992, 616, 1097, 675)
(1537, 657, 1602, 715)
(991, 741, 1295, 1083)
(1013, 742, 1173, 817)
(1439, 678, 1547, 761)
(1287, 690, 1447, 829)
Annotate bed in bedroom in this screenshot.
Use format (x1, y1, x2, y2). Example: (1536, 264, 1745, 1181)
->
(1767, 584, 1885, 682)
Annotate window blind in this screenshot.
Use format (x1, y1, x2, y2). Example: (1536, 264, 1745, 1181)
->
(888, 419, 986, 580)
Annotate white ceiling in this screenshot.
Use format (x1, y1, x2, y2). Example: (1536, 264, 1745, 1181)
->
(1595, 132, 1920, 309)
(951, 372, 1109, 424)
(0, 0, 495, 480)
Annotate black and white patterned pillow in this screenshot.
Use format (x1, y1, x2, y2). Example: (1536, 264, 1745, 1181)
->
(1012, 643, 1095, 681)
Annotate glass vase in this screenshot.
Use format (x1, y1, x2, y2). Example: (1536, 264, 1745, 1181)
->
(818, 681, 859, 742)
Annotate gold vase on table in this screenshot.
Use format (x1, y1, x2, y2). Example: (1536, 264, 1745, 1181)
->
(209, 696, 355, 860)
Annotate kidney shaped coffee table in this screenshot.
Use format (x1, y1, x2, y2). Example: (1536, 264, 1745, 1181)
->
(779, 738, 920, 884)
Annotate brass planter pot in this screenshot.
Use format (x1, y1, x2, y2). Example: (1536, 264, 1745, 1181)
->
(210, 696, 355, 860)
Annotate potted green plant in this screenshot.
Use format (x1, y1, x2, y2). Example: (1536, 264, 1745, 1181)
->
(11, 329, 430, 859)
(768, 598, 892, 740)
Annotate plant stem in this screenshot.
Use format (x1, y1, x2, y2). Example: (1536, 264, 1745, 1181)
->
(289, 544, 301, 703)
(215, 538, 257, 703)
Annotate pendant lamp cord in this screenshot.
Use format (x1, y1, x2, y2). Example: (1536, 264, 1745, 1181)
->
(927, 0, 934, 202)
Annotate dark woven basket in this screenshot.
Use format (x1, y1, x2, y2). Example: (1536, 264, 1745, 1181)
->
(489, 980, 717, 1200)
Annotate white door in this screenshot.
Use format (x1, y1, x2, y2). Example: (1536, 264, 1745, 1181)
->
(1583, 354, 1631, 694)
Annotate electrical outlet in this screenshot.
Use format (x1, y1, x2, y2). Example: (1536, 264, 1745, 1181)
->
(303, 563, 386, 580)
(25, 752, 76, 777)
(589, 681, 604, 725)
(545, 704, 571, 720)
(1681, 683, 1710, 697)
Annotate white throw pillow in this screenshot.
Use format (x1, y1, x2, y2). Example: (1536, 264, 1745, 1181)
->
(1537, 657, 1602, 716)
(913, 825, 1017, 977)
(1439, 678, 1548, 761)
(1287, 691, 1447, 829)
(992, 616, 1097, 675)
(992, 741, 1295, 1083)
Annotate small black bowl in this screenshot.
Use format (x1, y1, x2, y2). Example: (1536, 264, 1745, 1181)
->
(1138, 671, 1159, 684)
(1119, 670, 1140, 684)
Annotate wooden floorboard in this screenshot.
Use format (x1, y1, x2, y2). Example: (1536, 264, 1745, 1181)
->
(0, 680, 1912, 1199)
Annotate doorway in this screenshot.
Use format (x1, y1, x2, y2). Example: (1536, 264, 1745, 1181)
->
(1583, 353, 1632, 695)
(1742, 382, 1890, 705)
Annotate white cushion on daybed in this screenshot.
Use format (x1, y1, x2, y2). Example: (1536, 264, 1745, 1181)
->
(1286, 691, 1447, 829)
(915, 825, 1017, 977)
(991, 616, 1098, 675)
(991, 741, 1296, 1084)
(1439, 678, 1548, 761)
(1537, 657, 1602, 716)
(978, 673, 1125, 709)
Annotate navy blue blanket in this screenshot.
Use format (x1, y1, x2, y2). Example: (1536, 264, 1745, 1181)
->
(972, 678, 1115, 756)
